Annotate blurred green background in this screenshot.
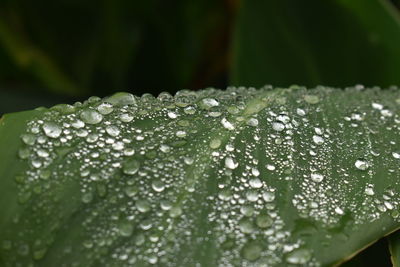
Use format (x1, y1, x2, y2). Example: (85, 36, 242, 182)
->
(1, 0, 400, 116)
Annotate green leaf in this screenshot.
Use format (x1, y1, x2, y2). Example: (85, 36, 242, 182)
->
(1, 86, 400, 266)
(389, 230, 400, 266)
(231, 0, 400, 88)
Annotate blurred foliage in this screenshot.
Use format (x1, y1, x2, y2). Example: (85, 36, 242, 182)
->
(232, 0, 400, 88)
(1, 0, 400, 114)
(0, 0, 235, 112)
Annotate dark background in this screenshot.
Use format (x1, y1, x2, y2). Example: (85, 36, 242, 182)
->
(0, 0, 400, 118)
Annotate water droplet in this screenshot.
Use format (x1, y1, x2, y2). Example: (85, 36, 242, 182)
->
(21, 133, 36, 145)
(365, 187, 374, 196)
(262, 191, 275, 202)
(239, 218, 254, 234)
(256, 214, 273, 228)
(169, 206, 182, 218)
(355, 159, 369, 170)
(335, 207, 344, 215)
(296, 108, 306, 116)
(160, 200, 172, 210)
(151, 180, 165, 192)
(266, 164, 276, 171)
(286, 248, 312, 264)
(392, 152, 400, 159)
(80, 109, 103, 124)
(168, 112, 177, 119)
(304, 94, 319, 104)
(136, 199, 151, 213)
(372, 102, 383, 110)
(106, 125, 120, 137)
(118, 221, 133, 237)
(225, 157, 238, 169)
(249, 178, 263, 188)
(123, 160, 140, 175)
(247, 118, 259, 127)
(42, 122, 62, 138)
(97, 102, 114, 115)
(176, 130, 187, 138)
(200, 98, 219, 109)
(272, 122, 285, 132)
(119, 113, 133, 124)
(241, 242, 262, 261)
(310, 173, 324, 183)
(312, 135, 324, 145)
(221, 118, 235, 130)
(210, 138, 222, 149)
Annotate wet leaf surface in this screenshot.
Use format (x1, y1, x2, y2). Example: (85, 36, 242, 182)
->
(1, 86, 400, 266)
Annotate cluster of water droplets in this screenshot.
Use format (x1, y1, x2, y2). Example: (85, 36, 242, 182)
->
(3, 85, 400, 266)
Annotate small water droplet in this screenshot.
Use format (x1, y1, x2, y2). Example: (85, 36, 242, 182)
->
(151, 180, 165, 192)
(106, 125, 120, 137)
(310, 173, 324, 183)
(241, 242, 262, 261)
(210, 138, 222, 149)
(304, 94, 319, 104)
(355, 159, 369, 170)
(123, 160, 140, 175)
(80, 109, 103, 124)
(262, 191, 275, 202)
(97, 102, 114, 115)
(256, 214, 273, 228)
(272, 122, 285, 132)
(312, 135, 324, 145)
(392, 152, 400, 159)
(136, 199, 151, 213)
(200, 98, 219, 109)
(249, 178, 263, 188)
(42, 122, 62, 138)
(169, 206, 182, 218)
(221, 118, 235, 130)
(225, 157, 238, 169)
(286, 248, 312, 264)
(118, 221, 133, 237)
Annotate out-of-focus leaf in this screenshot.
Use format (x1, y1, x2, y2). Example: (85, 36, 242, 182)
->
(231, 0, 400, 88)
(0, 20, 84, 96)
(0, 0, 229, 97)
(1, 86, 400, 266)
